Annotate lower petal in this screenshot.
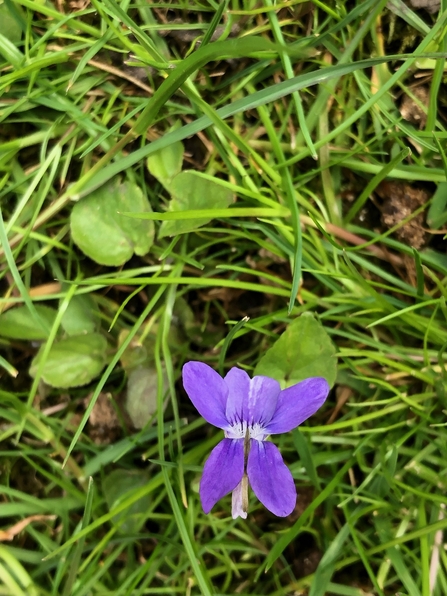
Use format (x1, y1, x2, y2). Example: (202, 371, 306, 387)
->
(231, 478, 248, 520)
(247, 440, 296, 517)
(200, 439, 244, 514)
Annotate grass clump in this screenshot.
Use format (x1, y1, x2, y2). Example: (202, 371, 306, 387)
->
(1, 0, 447, 594)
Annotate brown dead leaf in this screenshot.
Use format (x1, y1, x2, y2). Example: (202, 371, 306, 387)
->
(327, 386, 352, 424)
(86, 392, 122, 445)
(2, 282, 62, 312)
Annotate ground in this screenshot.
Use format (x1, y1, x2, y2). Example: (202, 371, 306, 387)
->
(1, 1, 447, 595)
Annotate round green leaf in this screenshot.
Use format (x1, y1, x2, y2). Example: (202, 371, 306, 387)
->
(60, 294, 98, 336)
(102, 469, 151, 534)
(254, 313, 337, 387)
(159, 170, 233, 238)
(125, 365, 167, 429)
(118, 329, 153, 372)
(146, 139, 184, 190)
(70, 178, 154, 266)
(0, 305, 56, 340)
(30, 333, 108, 388)
(0, 2, 22, 43)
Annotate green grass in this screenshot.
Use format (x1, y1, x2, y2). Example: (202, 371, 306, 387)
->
(1, 0, 447, 594)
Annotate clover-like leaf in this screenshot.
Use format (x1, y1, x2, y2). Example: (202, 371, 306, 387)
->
(70, 178, 154, 266)
(254, 313, 337, 387)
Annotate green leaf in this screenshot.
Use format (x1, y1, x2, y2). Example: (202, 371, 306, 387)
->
(427, 181, 447, 229)
(74, 51, 447, 198)
(254, 313, 337, 387)
(60, 294, 98, 336)
(70, 178, 154, 266)
(309, 524, 351, 596)
(263, 459, 354, 572)
(125, 366, 167, 429)
(30, 333, 108, 388)
(118, 329, 152, 372)
(102, 469, 152, 534)
(132, 36, 278, 135)
(159, 171, 233, 238)
(0, 1, 22, 43)
(146, 139, 184, 190)
(0, 305, 56, 340)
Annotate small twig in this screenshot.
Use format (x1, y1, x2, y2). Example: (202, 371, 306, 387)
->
(86, 59, 153, 95)
(1, 282, 62, 312)
(0, 515, 56, 541)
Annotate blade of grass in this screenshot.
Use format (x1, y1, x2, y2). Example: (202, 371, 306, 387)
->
(345, 147, 412, 223)
(263, 458, 355, 572)
(61, 477, 94, 596)
(309, 524, 351, 596)
(218, 316, 250, 376)
(62, 283, 168, 467)
(200, 0, 228, 46)
(0, 208, 50, 336)
(0, 354, 18, 377)
(66, 52, 447, 201)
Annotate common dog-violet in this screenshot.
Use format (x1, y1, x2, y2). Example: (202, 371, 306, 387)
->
(183, 361, 329, 518)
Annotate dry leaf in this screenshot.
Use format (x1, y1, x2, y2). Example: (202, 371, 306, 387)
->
(0, 515, 56, 541)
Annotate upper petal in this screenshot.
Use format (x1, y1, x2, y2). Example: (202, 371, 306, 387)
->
(225, 367, 280, 426)
(200, 438, 244, 514)
(247, 440, 296, 517)
(182, 361, 229, 429)
(264, 377, 329, 435)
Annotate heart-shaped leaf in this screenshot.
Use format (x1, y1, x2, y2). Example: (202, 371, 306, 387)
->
(70, 178, 154, 266)
(254, 313, 337, 387)
(147, 139, 184, 190)
(427, 181, 447, 229)
(125, 365, 167, 429)
(102, 469, 151, 534)
(30, 333, 108, 388)
(159, 171, 233, 238)
(0, 2, 22, 43)
(118, 329, 154, 372)
(60, 294, 98, 336)
(0, 305, 56, 340)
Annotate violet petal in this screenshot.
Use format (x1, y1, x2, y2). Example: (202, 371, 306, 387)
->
(225, 367, 280, 426)
(200, 438, 244, 514)
(182, 361, 230, 429)
(264, 377, 329, 434)
(247, 440, 296, 517)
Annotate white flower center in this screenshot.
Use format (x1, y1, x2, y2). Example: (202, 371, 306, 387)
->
(225, 421, 266, 441)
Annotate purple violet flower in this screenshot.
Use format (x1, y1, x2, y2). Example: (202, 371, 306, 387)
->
(182, 361, 330, 519)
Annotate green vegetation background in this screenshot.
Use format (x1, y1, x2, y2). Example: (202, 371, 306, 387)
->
(1, 0, 447, 594)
